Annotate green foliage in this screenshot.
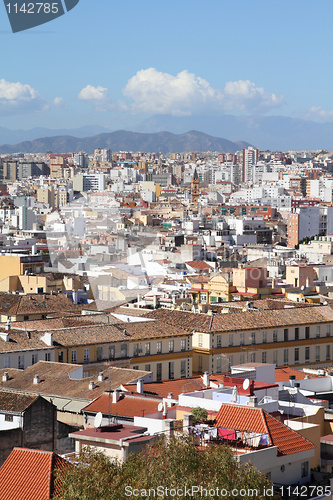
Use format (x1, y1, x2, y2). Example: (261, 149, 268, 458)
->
(55, 437, 278, 500)
(191, 407, 208, 424)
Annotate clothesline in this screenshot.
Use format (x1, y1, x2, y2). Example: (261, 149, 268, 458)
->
(189, 425, 269, 448)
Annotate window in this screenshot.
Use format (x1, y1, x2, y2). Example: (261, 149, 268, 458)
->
(84, 348, 90, 363)
(294, 348, 299, 363)
(169, 341, 174, 352)
(262, 352, 267, 363)
(273, 351, 278, 365)
(181, 339, 186, 351)
(240, 354, 245, 364)
(45, 353, 50, 362)
(58, 351, 64, 363)
(305, 326, 310, 339)
(97, 346, 103, 361)
(109, 345, 115, 360)
(156, 342, 162, 354)
(228, 334, 233, 347)
(71, 350, 77, 364)
(316, 326, 320, 338)
(5, 414, 13, 422)
(316, 345, 320, 362)
(199, 293, 207, 303)
(145, 343, 150, 355)
(283, 349, 288, 365)
(18, 355, 24, 369)
(216, 357, 222, 373)
(181, 360, 186, 378)
(273, 330, 278, 343)
(4, 357, 10, 368)
(156, 363, 162, 381)
(301, 461, 309, 478)
(326, 345, 330, 361)
(262, 331, 267, 344)
(305, 346, 310, 362)
(250, 332, 256, 345)
(216, 335, 222, 347)
(284, 329, 288, 342)
(295, 328, 299, 341)
(121, 344, 127, 358)
(133, 365, 139, 370)
(326, 325, 331, 337)
(145, 364, 151, 372)
(168, 361, 174, 379)
(133, 343, 142, 356)
(198, 356, 203, 372)
(198, 334, 203, 348)
(250, 352, 256, 363)
(240, 333, 245, 346)
(32, 354, 38, 365)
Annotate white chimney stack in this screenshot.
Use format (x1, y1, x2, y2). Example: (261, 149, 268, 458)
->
(98, 372, 104, 382)
(2, 372, 9, 382)
(89, 381, 95, 390)
(203, 371, 210, 387)
(33, 374, 40, 385)
(112, 390, 121, 403)
(137, 379, 144, 394)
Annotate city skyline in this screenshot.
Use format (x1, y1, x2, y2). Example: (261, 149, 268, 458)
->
(0, 0, 332, 133)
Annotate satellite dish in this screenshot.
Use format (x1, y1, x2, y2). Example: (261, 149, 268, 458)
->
(243, 378, 250, 391)
(94, 412, 103, 428)
(158, 403, 163, 412)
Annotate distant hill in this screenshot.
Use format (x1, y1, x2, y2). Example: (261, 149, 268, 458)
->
(0, 130, 253, 155)
(130, 114, 333, 151)
(0, 125, 111, 145)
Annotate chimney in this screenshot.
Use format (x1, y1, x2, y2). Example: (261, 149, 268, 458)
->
(33, 374, 40, 384)
(89, 381, 95, 390)
(5, 318, 11, 331)
(98, 372, 105, 382)
(289, 375, 296, 388)
(203, 371, 210, 387)
(167, 392, 174, 399)
(137, 378, 144, 394)
(248, 396, 258, 407)
(112, 390, 121, 403)
(2, 372, 9, 382)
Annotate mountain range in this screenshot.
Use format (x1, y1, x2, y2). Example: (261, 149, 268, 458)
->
(0, 130, 251, 155)
(130, 114, 333, 151)
(0, 114, 332, 153)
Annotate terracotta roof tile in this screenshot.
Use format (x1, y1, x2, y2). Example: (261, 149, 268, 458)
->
(0, 361, 150, 400)
(123, 376, 208, 399)
(0, 390, 38, 412)
(0, 447, 67, 500)
(144, 305, 333, 333)
(0, 293, 80, 316)
(82, 393, 162, 417)
(215, 404, 315, 456)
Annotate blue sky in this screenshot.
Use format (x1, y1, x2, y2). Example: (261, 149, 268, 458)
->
(0, 0, 332, 130)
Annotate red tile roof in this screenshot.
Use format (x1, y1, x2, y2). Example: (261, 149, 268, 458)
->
(215, 404, 315, 456)
(0, 447, 67, 500)
(186, 261, 214, 272)
(123, 376, 209, 399)
(82, 393, 162, 417)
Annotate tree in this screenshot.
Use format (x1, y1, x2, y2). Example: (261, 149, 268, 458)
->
(55, 436, 278, 500)
(191, 407, 208, 424)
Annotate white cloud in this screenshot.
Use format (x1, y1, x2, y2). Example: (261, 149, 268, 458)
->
(53, 96, 65, 108)
(223, 80, 285, 112)
(78, 85, 108, 102)
(123, 68, 224, 116)
(121, 68, 284, 115)
(0, 78, 46, 115)
(304, 106, 333, 122)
